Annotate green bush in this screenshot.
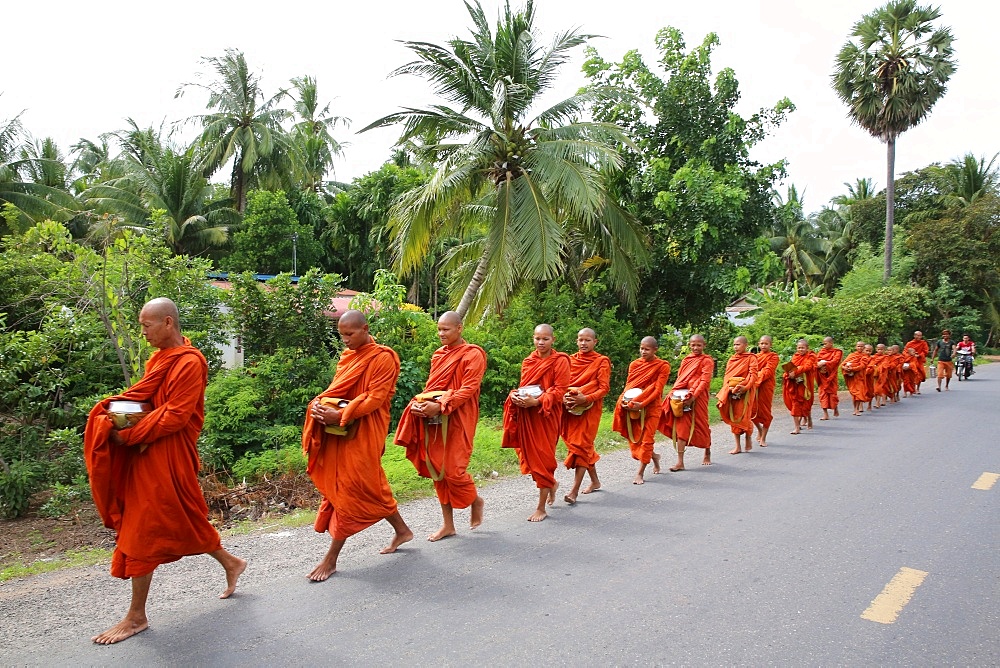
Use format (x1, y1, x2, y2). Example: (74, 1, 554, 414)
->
(231, 445, 307, 483)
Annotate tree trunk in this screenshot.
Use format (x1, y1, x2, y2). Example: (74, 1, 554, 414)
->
(232, 155, 247, 214)
(884, 135, 896, 283)
(455, 251, 491, 319)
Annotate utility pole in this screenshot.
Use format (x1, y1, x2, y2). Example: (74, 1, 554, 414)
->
(291, 233, 298, 277)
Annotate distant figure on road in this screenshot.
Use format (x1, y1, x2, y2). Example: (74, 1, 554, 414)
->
(395, 311, 487, 541)
(718, 336, 758, 455)
(84, 297, 246, 645)
(501, 324, 570, 522)
(816, 337, 843, 420)
(863, 343, 876, 411)
(931, 329, 955, 392)
(783, 339, 817, 435)
(904, 331, 930, 394)
(871, 343, 891, 409)
(659, 334, 715, 470)
(842, 341, 870, 415)
(560, 328, 611, 503)
(752, 335, 780, 447)
(612, 336, 671, 485)
(302, 310, 413, 581)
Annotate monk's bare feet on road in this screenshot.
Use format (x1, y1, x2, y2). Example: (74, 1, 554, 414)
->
(632, 473, 645, 485)
(380, 528, 414, 554)
(651, 452, 662, 474)
(729, 448, 742, 455)
(582, 480, 601, 494)
(92, 617, 148, 645)
(470, 496, 484, 529)
(790, 429, 800, 435)
(564, 492, 577, 504)
(746, 442, 752, 451)
(834, 408, 840, 417)
(669, 465, 684, 472)
(759, 441, 767, 447)
(527, 509, 547, 522)
(547, 481, 559, 506)
(820, 416, 829, 420)
(307, 559, 337, 582)
(702, 453, 711, 466)
(219, 557, 247, 599)
(428, 526, 456, 542)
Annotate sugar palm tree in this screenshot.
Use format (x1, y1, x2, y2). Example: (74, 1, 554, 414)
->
(177, 49, 290, 212)
(361, 0, 648, 318)
(832, 0, 956, 281)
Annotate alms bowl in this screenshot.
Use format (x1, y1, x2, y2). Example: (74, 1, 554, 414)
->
(107, 401, 153, 430)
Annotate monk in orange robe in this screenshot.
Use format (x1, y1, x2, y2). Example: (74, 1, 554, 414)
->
(900, 345, 919, 397)
(782, 339, 817, 435)
(752, 335, 780, 448)
(816, 336, 844, 420)
(841, 341, 869, 415)
(303, 310, 413, 581)
(863, 343, 876, 411)
(612, 336, 671, 484)
(395, 311, 486, 541)
(871, 343, 892, 408)
(888, 345, 903, 402)
(718, 336, 758, 455)
(904, 331, 930, 394)
(659, 334, 715, 470)
(85, 298, 246, 645)
(561, 328, 611, 503)
(502, 323, 570, 522)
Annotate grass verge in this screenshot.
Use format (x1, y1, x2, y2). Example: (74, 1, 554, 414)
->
(0, 548, 112, 583)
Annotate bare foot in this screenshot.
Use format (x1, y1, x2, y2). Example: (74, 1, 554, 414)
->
(759, 441, 767, 447)
(564, 493, 577, 505)
(745, 442, 752, 451)
(92, 617, 148, 645)
(729, 448, 742, 455)
(701, 457, 712, 466)
(820, 417, 829, 421)
(547, 481, 559, 506)
(834, 409, 840, 417)
(790, 430, 800, 435)
(632, 473, 645, 485)
(527, 510, 547, 522)
(219, 557, 247, 599)
(428, 527, 456, 542)
(307, 559, 337, 582)
(380, 529, 414, 554)
(582, 481, 601, 494)
(669, 466, 684, 472)
(651, 452, 662, 474)
(470, 496, 484, 529)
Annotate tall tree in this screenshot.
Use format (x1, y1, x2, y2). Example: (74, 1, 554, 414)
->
(0, 112, 77, 226)
(177, 49, 290, 213)
(289, 76, 348, 194)
(832, 0, 956, 281)
(362, 0, 648, 318)
(770, 186, 824, 287)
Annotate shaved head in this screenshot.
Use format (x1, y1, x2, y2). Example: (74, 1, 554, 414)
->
(338, 310, 371, 350)
(534, 323, 554, 337)
(438, 311, 462, 326)
(579, 327, 597, 339)
(640, 336, 659, 349)
(339, 309, 368, 328)
(139, 297, 183, 349)
(143, 297, 180, 331)
(690, 334, 705, 344)
(735, 335, 747, 345)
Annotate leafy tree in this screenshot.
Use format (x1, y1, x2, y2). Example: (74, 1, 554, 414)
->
(832, 0, 956, 281)
(363, 0, 648, 318)
(770, 186, 824, 287)
(223, 190, 323, 275)
(584, 28, 791, 330)
(177, 49, 290, 213)
(938, 152, 998, 209)
(289, 75, 348, 194)
(0, 112, 78, 225)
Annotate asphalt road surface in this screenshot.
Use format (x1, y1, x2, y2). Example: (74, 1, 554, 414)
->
(3, 365, 997, 665)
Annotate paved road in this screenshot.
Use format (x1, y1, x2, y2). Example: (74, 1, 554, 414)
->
(3, 366, 998, 665)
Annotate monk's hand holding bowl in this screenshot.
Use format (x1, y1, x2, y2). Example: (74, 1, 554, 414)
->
(108, 429, 126, 447)
(419, 400, 442, 418)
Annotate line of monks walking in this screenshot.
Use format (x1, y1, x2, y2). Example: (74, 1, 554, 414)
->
(82, 299, 943, 645)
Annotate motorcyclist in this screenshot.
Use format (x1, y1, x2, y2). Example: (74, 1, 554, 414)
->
(956, 335, 976, 377)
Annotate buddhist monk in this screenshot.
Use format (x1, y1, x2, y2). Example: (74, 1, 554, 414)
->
(659, 334, 715, 470)
(782, 339, 817, 435)
(816, 337, 844, 420)
(888, 345, 903, 402)
(901, 344, 918, 397)
(395, 311, 486, 541)
(871, 343, 891, 408)
(752, 335, 780, 447)
(84, 298, 246, 645)
(502, 324, 570, 522)
(612, 336, 671, 485)
(303, 310, 413, 581)
(863, 343, 876, 411)
(561, 328, 611, 503)
(842, 341, 869, 415)
(905, 331, 930, 394)
(718, 336, 758, 455)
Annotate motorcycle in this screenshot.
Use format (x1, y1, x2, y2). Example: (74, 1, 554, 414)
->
(955, 352, 974, 381)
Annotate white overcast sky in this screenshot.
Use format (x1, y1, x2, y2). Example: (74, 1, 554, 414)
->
(3, 0, 995, 213)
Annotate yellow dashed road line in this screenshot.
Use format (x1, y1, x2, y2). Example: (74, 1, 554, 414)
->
(971, 472, 1000, 490)
(861, 567, 929, 624)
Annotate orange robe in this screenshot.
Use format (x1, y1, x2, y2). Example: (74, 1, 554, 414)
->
(816, 347, 844, 410)
(782, 351, 817, 418)
(862, 354, 875, 401)
(501, 351, 571, 489)
(395, 342, 487, 509)
(560, 351, 611, 470)
(872, 353, 892, 398)
(303, 342, 401, 540)
(716, 352, 758, 435)
(752, 351, 780, 429)
(658, 354, 715, 448)
(612, 358, 671, 463)
(84, 340, 221, 579)
(901, 351, 918, 395)
(888, 353, 903, 395)
(842, 352, 869, 402)
(905, 339, 929, 383)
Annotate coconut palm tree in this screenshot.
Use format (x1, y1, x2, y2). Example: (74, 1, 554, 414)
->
(361, 0, 648, 318)
(176, 49, 290, 212)
(940, 152, 998, 209)
(289, 76, 348, 194)
(831, 177, 877, 208)
(832, 0, 956, 282)
(0, 111, 78, 225)
(770, 186, 824, 286)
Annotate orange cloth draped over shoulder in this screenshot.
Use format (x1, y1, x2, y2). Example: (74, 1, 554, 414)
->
(900, 350, 918, 395)
(782, 351, 817, 418)
(394, 342, 486, 510)
(560, 351, 611, 470)
(752, 351, 780, 429)
(716, 352, 758, 435)
(888, 353, 903, 395)
(612, 358, 671, 464)
(303, 341, 401, 540)
(84, 340, 220, 580)
(905, 339, 929, 383)
(861, 354, 875, 401)
(501, 351, 571, 489)
(816, 347, 844, 410)
(872, 354, 892, 397)
(658, 354, 714, 448)
(841, 351, 869, 402)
